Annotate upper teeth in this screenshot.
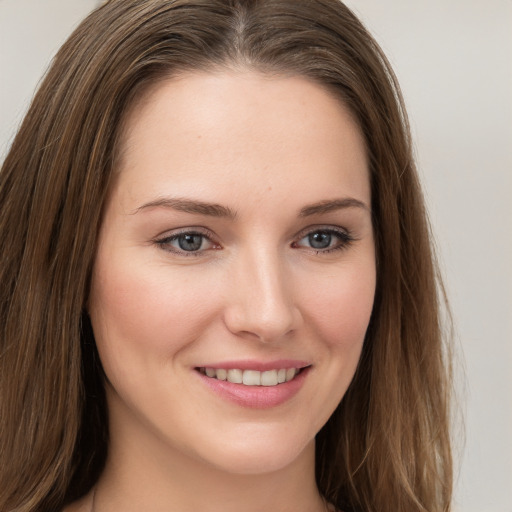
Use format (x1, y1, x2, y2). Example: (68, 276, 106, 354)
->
(200, 367, 300, 386)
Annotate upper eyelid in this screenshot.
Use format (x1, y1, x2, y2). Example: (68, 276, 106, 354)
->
(294, 224, 351, 240)
(154, 224, 351, 238)
(154, 226, 216, 241)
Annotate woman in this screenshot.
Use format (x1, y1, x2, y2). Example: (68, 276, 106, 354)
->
(0, 1, 453, 511)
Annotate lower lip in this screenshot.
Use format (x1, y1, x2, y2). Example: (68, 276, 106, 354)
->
(196, 367, 310, 409)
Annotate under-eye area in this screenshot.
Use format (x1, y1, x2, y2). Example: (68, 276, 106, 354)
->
(196, 366, 311, 386)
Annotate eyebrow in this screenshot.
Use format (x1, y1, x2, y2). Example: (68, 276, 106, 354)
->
(299, 198, 370, 217)
(132, 196, 369, 218)
(132, 197, 237, 219)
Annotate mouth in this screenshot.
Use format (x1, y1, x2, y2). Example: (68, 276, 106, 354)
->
(194, 362, 312, 408)
(196, 367, 307, 387)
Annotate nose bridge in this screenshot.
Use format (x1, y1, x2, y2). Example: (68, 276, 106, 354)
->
(225, 243, 298, 342)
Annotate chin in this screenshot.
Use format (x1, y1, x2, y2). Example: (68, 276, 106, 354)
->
(188, 426, 315, 476)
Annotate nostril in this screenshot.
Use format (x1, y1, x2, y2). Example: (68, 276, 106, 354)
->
(223, 305, 299, 343)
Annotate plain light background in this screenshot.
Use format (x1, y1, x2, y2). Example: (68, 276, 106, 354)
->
(1, 1, 511, 511)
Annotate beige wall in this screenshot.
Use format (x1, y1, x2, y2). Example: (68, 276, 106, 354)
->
(1, 1, 511, 510)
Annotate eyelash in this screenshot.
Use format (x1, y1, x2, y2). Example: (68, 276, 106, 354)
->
(154, 228, 218, 257)
(292, 227, 355, 254)
(154, 226, 355, 257)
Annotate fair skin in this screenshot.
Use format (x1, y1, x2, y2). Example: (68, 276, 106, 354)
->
(70, 70, 375, 512)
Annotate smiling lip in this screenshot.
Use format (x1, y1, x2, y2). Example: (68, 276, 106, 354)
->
(194, 359, 311, 409)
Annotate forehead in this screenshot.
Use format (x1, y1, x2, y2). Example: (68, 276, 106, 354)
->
(114, 70, 370, 208)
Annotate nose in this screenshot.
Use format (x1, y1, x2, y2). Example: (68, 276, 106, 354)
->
(223, 247, 301, 343)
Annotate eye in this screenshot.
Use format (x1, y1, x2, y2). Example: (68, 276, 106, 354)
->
(174, 233, 206, 251)
(155, 230, 218, 255)
(293, 227, 353, 253)
(307, 231, 334, 249)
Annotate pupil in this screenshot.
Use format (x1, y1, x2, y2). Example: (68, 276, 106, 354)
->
(178, 234, 203, 251)
(309, 231, 331, 249)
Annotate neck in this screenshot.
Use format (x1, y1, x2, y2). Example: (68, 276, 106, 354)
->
(93, 408, 325, 512)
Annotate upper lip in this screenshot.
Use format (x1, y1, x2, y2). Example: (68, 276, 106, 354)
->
(195, 359, 311, 372)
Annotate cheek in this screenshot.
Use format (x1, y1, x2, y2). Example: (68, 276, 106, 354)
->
(301, 260, 376, 353)
(88, 258, 218, 370)
(294, 257, 375, 432)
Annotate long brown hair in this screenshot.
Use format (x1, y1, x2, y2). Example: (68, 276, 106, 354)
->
(0, 1, 453, 511)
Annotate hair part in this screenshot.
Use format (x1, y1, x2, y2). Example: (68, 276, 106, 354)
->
(0, 1, 453, 511)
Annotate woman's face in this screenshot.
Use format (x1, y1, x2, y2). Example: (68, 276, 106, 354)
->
(89, 71, 375, 475)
